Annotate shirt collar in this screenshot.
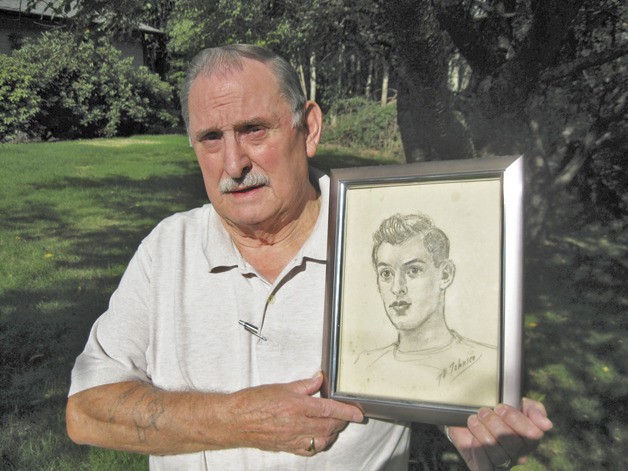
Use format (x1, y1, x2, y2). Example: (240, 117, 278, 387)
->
(203, 167, 330, 273)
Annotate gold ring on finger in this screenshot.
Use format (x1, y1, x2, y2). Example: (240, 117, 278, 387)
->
(306, 437, 316, 453)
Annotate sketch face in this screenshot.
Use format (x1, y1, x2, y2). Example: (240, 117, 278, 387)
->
(375, 235, 454, 332)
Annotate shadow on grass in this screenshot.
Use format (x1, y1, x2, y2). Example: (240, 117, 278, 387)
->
(521, 224, 628, 471)
(0, 159, 207, 468)
(0, 149, 387, 468)
(3, 147, 624, 470)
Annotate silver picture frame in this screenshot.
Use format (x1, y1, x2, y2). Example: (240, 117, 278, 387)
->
(321, 155, 524, 426)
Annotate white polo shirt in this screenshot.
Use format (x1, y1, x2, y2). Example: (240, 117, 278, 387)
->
(70, 169, 410, 470)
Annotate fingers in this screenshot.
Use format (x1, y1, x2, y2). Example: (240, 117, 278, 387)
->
(294, 432, 342, 457)
(287, 371, 325, 397)
(227, 375, 362, 456)
(457, 400, 550, 470)
(291, 379, 363, 454)
(492, 405, 539, 454)
(468, 410, 519, 468)
(286, 372, 363, 423)
(521, 398, 553, 431)
(305, 395, 364, 423)
(446, 425, 482, 468)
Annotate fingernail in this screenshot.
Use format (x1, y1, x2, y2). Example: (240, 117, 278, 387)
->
(495, 405, 507, 416)
(478, 408, 491, 418)
(531, 409, 553, 429)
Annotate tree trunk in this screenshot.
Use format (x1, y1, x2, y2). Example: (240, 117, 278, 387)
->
(384, 0, 474, 162)
(309, 51, 316, 102)
(297, 62, 307, 98)
(337, 45, 344, 97)
(354, 54, 361, 97)
(349, 53, 356, 96)
(365, 58, 373, 99)
(380, 60, 389, 107)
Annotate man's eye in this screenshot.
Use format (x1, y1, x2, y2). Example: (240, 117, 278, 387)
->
(203, 132, 221, 141)
(244, 125, 266, 136)
(408, 266, 422, 276)
(378, 269, 392, 280)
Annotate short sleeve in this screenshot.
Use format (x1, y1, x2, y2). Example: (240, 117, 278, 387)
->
(68, 240, 153, 396)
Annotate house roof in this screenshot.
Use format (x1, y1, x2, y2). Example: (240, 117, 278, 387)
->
(0, 0, 163, 34)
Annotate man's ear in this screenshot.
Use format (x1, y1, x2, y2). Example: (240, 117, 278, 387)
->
(303, 101, 322, 159)
(439, 259, 456, 290)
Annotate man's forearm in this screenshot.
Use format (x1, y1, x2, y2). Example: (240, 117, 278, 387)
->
(66, 381, 232, 455)
(66, 374, 364, 456)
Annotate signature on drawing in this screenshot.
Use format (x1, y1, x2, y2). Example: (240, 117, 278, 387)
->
(437, 354, 481, 386)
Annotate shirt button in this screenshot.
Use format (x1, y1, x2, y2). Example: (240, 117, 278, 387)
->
(268, 294, 276, 304)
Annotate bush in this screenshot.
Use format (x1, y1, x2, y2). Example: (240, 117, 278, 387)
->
(0, 31, 178, 141)
(0, 55, 42, 141)
(322, 97, 402, 158)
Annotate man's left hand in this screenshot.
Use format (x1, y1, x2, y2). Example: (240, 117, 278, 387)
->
(446, 398, 553, 470)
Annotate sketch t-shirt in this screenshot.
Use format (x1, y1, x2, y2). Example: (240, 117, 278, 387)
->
(352, 331, 498, 407)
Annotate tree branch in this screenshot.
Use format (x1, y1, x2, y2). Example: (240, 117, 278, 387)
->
(540, 46, 628, 82)
(433, 0, 511, 76)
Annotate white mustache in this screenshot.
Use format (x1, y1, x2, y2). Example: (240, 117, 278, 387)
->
(219, 173, 269, 193)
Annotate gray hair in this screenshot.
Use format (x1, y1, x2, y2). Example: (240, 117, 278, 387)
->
(180, 44, 306, 132)
(372, 212, 450, 267)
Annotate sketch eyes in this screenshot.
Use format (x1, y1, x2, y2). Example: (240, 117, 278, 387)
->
(378, 268, 394, 281)
(377, 265, 424, 282)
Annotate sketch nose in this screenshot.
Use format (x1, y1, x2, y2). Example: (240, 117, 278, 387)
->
(392, 274, 407, 295)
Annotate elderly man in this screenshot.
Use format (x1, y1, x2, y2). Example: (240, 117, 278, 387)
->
(66, 45, 552, 470)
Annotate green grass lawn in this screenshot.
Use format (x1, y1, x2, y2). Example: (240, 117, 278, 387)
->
(0, 135, 396, 470)
(0, 135, 625, 470)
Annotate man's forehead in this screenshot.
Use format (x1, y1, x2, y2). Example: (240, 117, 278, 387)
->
(192, 58, 277, 90)
(188, 64, 285, 120)
(187, 60, 287, 131)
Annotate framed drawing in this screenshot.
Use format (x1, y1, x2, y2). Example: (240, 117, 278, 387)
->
(321, 155, 524, 426)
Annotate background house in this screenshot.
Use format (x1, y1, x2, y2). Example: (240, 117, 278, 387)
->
(0, 0, 162, 69)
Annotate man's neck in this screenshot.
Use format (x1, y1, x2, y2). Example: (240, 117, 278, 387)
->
(397, 313, 454, 353)
(224, 192, 321, 283)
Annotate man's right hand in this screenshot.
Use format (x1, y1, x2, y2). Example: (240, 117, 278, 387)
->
(224, 372, 364, 455)
(66, 372, 364, 456)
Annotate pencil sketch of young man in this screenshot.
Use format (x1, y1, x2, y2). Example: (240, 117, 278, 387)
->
(354, 212, 498, 406)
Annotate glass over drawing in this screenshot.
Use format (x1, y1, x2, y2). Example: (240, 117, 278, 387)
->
(336, 178, 502, 408)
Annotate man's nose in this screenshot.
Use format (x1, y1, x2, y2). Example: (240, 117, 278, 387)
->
(223, 135, 251, 178)
(392, 273, 407, 295)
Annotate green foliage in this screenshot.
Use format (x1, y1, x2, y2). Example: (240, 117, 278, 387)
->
(0, 31, 178, 141)
(0, 54, 41, 141)
(322, 97, 402, 159)
(167, 1, 271, 55)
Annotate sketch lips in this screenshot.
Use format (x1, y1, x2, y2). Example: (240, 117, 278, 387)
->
(390, 301, 410, 315)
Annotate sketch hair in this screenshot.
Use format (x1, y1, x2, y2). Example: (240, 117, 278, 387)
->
(371, 212, 450, 267)
(180, 44, 306, 132)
